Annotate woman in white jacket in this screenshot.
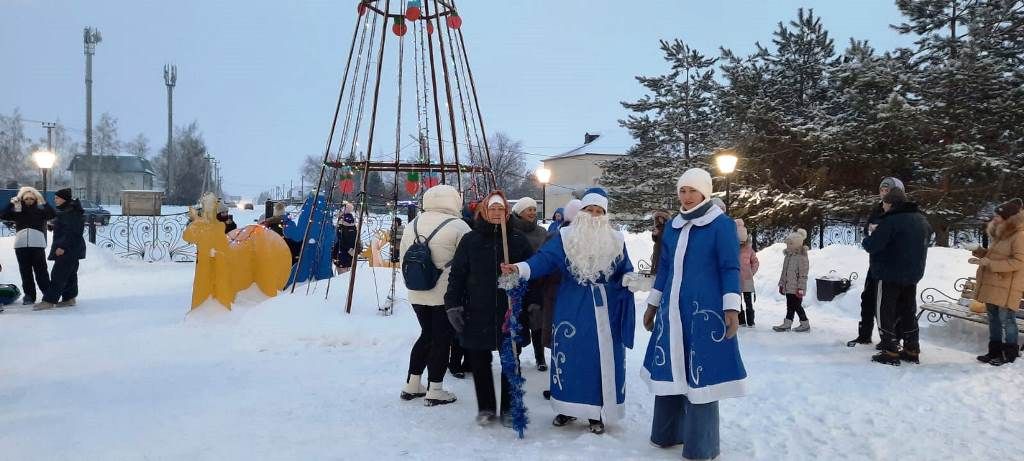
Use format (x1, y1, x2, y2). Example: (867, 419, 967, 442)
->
(398, 185, 472, 406)
(0, 187, 56, 305)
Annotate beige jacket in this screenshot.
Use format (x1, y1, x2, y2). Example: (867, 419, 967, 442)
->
(779, 245, 810, 294)
(974, 213, 1024, 311)
(399, 185, 472, 306)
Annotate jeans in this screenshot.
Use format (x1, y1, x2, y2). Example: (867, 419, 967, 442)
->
(987, 304, 1020, 345)
(651, 394, 720, 460)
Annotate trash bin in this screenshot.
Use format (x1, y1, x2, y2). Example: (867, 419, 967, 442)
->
(815, 271, 858, 302)
(0, 283, 21, 305)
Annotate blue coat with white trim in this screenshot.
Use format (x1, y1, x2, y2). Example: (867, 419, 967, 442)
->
(642, 205, 747, 404)
(517, 227, 635, 422)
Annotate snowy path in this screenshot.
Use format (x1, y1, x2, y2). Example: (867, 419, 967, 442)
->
(1, 237, 1022, 460)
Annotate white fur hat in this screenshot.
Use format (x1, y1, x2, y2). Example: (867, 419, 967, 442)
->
(563, 199, 583, 223)
(786, 228, 808, 246)
(677, 168, 713, 200)
(511, 197, 538, 216)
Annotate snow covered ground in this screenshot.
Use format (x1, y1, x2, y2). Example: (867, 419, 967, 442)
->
(1, 232, 1022, 460)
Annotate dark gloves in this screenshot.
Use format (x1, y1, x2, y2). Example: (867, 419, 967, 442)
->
(447, 306, 465, 334)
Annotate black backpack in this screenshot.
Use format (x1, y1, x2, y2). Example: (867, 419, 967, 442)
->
(402, 217, 457, 291)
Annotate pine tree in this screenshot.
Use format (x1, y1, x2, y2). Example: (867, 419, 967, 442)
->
(894, 0, 1024, 244)
(718, 8, 838, 230)
(605, 40, 719, 224)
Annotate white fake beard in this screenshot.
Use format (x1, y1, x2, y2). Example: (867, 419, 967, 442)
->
(563, 213, 623, 283)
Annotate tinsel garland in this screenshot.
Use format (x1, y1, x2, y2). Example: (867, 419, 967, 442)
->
(498, 273, 529, 438)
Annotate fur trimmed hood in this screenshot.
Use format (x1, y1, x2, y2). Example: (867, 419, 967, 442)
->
(16, 186, 45, 204)
(988, 212, 1024, 241)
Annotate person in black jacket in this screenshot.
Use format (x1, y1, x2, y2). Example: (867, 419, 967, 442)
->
(444, 191, 534, 428)
(331, 203, 359, 273)
(849, 176, 905, 347)
(35, 188, 86, 310)
(1, 187, 56, 305)
(862, 188, 933, 365)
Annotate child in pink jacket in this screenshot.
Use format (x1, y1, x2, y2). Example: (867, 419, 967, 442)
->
(736, 219, 759, 327)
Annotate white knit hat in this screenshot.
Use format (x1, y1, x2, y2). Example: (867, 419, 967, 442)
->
(677, 168, 713, 200)
(579, 188, 609, 212)
(563, 199, 583, 223)
(511, 197, 538, 216)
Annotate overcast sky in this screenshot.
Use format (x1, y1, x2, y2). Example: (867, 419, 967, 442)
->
(1, 0, 912, 198)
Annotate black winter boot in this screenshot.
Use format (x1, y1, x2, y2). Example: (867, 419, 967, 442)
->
(871, 350, 901, 366)
(977, 341, 1000, 363)
(1002, 343, 1018, 364)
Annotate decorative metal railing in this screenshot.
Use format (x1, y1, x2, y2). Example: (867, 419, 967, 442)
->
(89, 213, 196, 262)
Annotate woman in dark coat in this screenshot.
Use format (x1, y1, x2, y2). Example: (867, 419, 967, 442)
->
(35, 188, 86, 310)
(444, 191, 533, 428)
(332, 202, 359, 272)
(1, 187, 56, 305)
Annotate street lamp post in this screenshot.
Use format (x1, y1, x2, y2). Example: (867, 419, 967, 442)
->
(536, 166, 551, 220)
(715, 150, 739, 210)
(33, 150, 56, 193)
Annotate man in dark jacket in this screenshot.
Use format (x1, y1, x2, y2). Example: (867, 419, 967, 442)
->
(1, 187, 56, 305)
(35, 188, 86, 310)
(862, 188, 933, 365)
(849, 176, 904, 347)
(444, 191, 533, 428)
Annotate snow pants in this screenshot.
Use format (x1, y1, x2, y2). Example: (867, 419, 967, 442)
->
(464, 349, 511, 415)
(408, 305, 454, 383)
(651, 394, 720, 460)
(42, 257, 78, 304)
(738, 292, 755, 326)
(857, 272, 878, 341)
(877, 281, 919, 354)
(14, 247, 49, 303)
(785, 294, 808, 322)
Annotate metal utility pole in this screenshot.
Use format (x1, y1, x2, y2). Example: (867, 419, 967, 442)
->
(83, 27, 102, 201)
(42, 122, 57, 192)
(164, 64, 177, 203)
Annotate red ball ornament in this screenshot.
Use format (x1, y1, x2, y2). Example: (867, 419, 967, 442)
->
(405, 6, 421, 21)
(426, 21, 434, 35)
(446, 13, 462, 29)
(393, 19, 408, 37)
(340, 179, 355, 194)
(424, 174, 440, 188)
(405, 180, 420, 196)
(357, 3, 367, 16)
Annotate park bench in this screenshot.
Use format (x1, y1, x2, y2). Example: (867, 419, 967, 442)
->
(917, 277, 1024, 335)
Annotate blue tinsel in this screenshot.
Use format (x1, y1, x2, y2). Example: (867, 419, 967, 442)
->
(500, 279, 530, 438)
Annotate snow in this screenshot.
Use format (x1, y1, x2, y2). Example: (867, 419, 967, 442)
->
(2, 233, 1023, 460)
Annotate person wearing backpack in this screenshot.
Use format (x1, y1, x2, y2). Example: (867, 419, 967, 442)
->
(398, 185, 472, 406)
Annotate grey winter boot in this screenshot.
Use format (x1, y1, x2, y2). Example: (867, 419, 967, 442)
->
(476, 411, 497, 426)
(772, 319, 793, 332)
(424, 381, 457, 406)
(32, 301, 56, 311)
(793, 320, 810, 332)
(56, 298, 76, 308)
(400, 374, 426, 401)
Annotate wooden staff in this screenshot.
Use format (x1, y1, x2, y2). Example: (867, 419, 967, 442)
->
(498, 210, 523, 360)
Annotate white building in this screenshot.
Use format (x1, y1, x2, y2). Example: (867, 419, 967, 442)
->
(540, 133, 622, 218)
(67, 155, 157, 204)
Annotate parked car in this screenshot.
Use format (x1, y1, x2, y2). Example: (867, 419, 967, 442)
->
(80, 200, 111, 225)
